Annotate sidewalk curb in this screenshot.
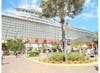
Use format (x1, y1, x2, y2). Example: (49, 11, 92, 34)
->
(33, 60, 98, 67)
(24, 57, 98, 67)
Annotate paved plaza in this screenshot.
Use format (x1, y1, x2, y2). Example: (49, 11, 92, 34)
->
(2, 55, 98, 73)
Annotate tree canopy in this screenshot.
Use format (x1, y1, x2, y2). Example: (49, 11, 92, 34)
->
(6, 39, 25, 51)
(40, 0, 85, 19)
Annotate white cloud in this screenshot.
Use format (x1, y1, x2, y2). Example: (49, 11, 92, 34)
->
(84, 0, 91, 6)
(83, 0, 98, 19)
(18, 0, 29, 8)
(71, 12, 98, 23)
(84, 0, 96, 8)
(18, 0, 42, 12)
(82, 13, 97, 18)
(3, 0, 42, 14)
(18, 0, 39, 9)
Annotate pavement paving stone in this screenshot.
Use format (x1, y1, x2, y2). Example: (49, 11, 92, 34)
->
(2, 55, 98, 73)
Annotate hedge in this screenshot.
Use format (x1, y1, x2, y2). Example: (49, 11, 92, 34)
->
(27, 50, 40, 57)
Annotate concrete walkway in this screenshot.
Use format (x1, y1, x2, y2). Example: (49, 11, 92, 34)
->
(2, 55, 98, 73)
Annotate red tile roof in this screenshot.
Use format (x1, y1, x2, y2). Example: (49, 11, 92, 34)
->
(38, 38, 44, 43)
(29, 38, 35, 43)
(29, 38, 59, 44)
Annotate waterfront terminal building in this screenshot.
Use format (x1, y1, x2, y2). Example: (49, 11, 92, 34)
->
(2, 13, 94, 50)
(2, 13, 93, 42)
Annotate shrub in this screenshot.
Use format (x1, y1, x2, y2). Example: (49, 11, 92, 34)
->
(67, 52, 87, 61)
(6, 39, 25, 51)
(27, 50, 40, 57)
(48, 52, 65, 62)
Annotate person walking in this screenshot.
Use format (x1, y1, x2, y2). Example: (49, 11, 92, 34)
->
(15, 51, 18, 58)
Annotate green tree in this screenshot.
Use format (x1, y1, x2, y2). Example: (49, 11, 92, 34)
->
(40, 0, 85, 61)
(6, 39, 14, 51)
(16, 39, 25, 51)
(6, 39, 25, 52)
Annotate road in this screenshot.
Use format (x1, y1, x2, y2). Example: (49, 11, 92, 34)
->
(2, 56, 98, 73)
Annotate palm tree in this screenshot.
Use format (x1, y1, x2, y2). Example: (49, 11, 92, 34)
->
(40, 0, 85, 61)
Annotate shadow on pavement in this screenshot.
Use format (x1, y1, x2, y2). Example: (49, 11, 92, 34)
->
(94, 66, 98, 71)
(2, 62, 10, 65)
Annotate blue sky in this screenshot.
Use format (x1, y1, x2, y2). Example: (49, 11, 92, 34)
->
(2, 0, 98, 32)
